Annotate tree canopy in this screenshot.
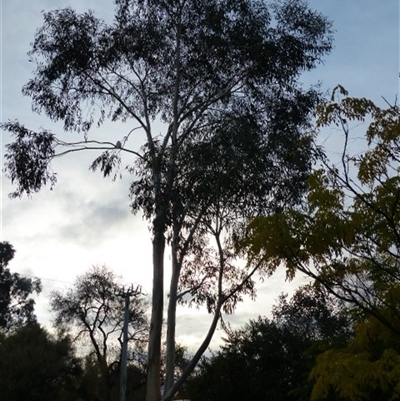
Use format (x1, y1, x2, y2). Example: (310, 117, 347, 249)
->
(0, 322, 82, 401)
(311, 314, 400, 401)
(239, 87, 400, 333)
(2, 1, 334, 399)
(0, 242, 42, 332)
(184, 285, 352, 401)
(50, 266, 148, 361)
(50, 265, 149, 401)
(238, 87, 400, 400)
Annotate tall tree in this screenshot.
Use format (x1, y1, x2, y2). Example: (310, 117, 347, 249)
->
(50, 265, 148, 401)
(0, 242, 42, 332)
(2, 1, 333, 399)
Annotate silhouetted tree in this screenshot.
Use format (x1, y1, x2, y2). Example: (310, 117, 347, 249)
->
(185, 286, 352, 401)
(0, 242, 41, 332)
(0, 322, 82, 401)
(2, 1, 333, 398)
(50, 265, 148, 401)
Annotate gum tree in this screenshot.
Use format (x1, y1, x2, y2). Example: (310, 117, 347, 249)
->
(2, 1, 333, 399)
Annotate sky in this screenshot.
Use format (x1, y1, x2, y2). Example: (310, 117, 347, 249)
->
(1, 0, 399, 352)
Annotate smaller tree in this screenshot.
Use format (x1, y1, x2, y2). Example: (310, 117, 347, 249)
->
(311, 313, 400, 401)
(272, 284, 352, 347)
(50, 265, 149, 400)
(0, 241, 42, 332)
(0, 322, 83, 401)
(236, 88, 400, 401)
(184, 285, 351, 401)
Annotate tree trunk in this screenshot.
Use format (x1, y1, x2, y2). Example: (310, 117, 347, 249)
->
(146, 225, 165, 401)
(163, 302, 223, 401)
(164, 242, 180, 395)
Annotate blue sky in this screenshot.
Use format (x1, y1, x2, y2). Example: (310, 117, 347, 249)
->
(1, 0, 399, 350)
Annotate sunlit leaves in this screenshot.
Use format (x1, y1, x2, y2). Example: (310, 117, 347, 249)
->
(310, 316, 400, 401)
(239, 88, 400, 337)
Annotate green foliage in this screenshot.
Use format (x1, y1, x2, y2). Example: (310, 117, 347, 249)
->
(0, 323, 82, 401)
(185, 286, 351, 401)
(0, 242, 42, 332)
(240, 89, 400, 331)
(239, 88, 400, 400)
(311, 315, 400, 401)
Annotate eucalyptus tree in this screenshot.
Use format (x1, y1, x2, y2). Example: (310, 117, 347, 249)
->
(2, 0, 333, 399)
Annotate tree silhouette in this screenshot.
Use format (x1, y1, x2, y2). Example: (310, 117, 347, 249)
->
(2, 1, 333, 399)
(0, 242, 41, 332)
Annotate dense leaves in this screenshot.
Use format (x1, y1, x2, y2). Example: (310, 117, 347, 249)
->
(311, 314, 400, 401)
(239, 89, 400, 333)
(238, 89, 400, 399)
(184, 286, 351, 401)
(0, 242, 42, 331)
(2, 123, 56, 198)
(0, 323, 82, 401)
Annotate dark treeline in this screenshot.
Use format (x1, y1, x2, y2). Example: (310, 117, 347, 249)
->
(0, 243, 149, 401)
